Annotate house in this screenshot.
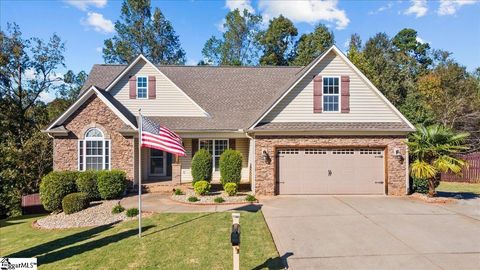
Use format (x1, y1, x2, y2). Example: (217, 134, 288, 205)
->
(43, 45, 415, 196)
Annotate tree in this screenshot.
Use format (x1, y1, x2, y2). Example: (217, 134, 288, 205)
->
(103, 0, 186, 64)
(258, 15, 298, 66)
(408, 125, 469, 197)
(0, 23, 62, 217)
(0, 23, 65, 145)
(347, 34, 374, 80)
(291, 24, 334, 66)
(57, 70, 87, 102)
(202, 9, 262, 66)
(392, 28, 431, 74)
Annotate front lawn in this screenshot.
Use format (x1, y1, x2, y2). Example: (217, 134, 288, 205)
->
(1, 211, 281, 269)
(437, 182, 480, 194)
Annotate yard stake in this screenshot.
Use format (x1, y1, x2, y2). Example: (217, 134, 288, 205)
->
(138, 109, 142, 238)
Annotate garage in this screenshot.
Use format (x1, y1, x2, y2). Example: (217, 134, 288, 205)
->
(277, 148, 385, 194)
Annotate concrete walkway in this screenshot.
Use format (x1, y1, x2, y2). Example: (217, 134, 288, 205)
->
(120, 193, 258, 213)
(262, 195, 480, 270)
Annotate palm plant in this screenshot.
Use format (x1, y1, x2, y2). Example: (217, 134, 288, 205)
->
(408, 124, 469, 197)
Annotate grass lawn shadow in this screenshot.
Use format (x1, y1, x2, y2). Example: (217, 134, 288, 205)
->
(437, 191, 479, 200)
(36, 225, 154, 266)
(142, 212, 215, 237)
(7, 222, 122, 258)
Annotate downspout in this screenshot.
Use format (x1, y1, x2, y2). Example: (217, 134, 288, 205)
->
(405, 140, 410, 195)
(244, 131, 256, 194)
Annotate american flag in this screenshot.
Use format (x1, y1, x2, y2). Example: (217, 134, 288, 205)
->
(140, 115, 186, 156)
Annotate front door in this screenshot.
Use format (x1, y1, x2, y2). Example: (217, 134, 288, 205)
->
(149, 149, 166, 176)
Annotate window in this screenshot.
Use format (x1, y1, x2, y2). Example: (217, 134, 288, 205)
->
(78, 128, 110, 171)
(323, 77, 340, 112)
(137, 76, 148, 98)
(149, 149, 166, 176)
(199, 139, 229, 171)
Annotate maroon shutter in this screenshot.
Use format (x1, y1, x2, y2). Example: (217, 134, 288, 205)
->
(148, 76, 156, 99)
(313, 75, 322, 113)
(341, 76, 350, 113)
(229, 139, 236, 150)
(129, 76, 136, 99)
(192, 139, 199, 158)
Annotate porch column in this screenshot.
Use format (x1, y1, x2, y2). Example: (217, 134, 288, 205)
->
(172, 155, 181, 185)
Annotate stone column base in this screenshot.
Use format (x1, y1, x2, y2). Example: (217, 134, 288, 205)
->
(172, 163, 181, 185)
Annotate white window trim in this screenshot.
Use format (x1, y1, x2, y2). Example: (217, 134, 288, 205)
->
(78, 128, 111, 171)
(136, 76, 148, 99)
(148, 149, 167, 176)
(322, 75, 341, 113)
(198, 139, 229, 171)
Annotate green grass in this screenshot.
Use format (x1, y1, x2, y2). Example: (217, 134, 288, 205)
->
(1, 211, 281, 270)
(437, 182, 480, 194)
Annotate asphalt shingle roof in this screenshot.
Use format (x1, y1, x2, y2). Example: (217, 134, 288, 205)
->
(78, 58, 413, 132)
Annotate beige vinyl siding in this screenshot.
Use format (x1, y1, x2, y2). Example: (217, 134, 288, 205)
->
(110, 59, 206, 117)
(180, 139, 193, 182)
(263, 51, 403, 123)
(180, 138, 250, 183)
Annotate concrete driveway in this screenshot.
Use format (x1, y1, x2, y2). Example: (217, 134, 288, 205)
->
(262, 196, 480, 270)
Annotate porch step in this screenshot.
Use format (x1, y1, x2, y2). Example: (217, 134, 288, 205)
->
(131, 182, 189, 194)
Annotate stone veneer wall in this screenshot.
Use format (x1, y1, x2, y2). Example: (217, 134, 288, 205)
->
(254, 136, 408, 196)
(53, 95, 135, 181)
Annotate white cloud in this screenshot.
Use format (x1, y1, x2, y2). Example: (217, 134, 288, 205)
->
(258, 0, 350, 30)
(416, 36, 429, 44)
(225, 0, 255, 13)
(216, 18, 227, 33)
(96, 47, 102, 53)
(39, 91, 56, 103)
(65, 0, 107, 11)
(82, 12, 114, 33)
(404, 0, 428, 17)
(368, 2, 394, 15)
(438, 0, 476, 15)
(186, 58, 198, 66)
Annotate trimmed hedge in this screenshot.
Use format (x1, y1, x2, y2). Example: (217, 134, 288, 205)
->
(191, 149, 212, 183)
(194, 180, 211, 195)
(76, 171, 100, 200)
(219, 149, 242, 185)
(413, 177, 439, 194)
(224, 182, 237, 196)
(62, 192, 90, 214)
(40, 171, 78, 212)
(97, 170, 127, 200)
(126, 208, 139, 217)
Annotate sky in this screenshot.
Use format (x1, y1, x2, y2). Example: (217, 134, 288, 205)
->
(1, 0, 479, 81)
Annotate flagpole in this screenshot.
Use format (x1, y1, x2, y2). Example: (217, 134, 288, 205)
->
(138, 109, 142, 238)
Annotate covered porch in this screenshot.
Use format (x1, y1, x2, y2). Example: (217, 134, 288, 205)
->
(133, 135, 253, 186)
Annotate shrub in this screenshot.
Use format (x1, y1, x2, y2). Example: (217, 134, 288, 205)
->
(224, 182, 238, 196)
(191, 149, 212, 184)
(413, 177, 439, 194)
(219, 149, 242, 185)
(194, 180, 211, 195)
(62, 192, 89, 214)
(76, 171, 100, 200)
(188, 196, 199, 202)
(174, 189, 184, 195)
(40, 171, 78, 212)
(245, 195, 257, 202)
(97, 170, 127, 200)
(214, 197, 225, 203)
(126, 208, 139, 217)
(111, 204, 125, 214)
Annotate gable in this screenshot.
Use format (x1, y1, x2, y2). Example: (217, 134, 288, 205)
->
(109, 58, 207, 117)
(260, 49, 410, 126)
(45, 87, 136, 132)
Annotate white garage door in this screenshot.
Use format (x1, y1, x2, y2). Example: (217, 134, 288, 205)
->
(277, 148, 385, 194)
